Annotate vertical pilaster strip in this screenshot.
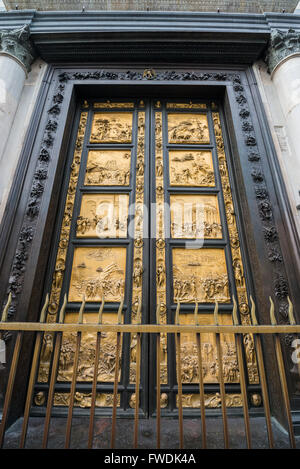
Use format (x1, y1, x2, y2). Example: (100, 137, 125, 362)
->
(130, 110, 145, 385)
(155, 110, 168, 385)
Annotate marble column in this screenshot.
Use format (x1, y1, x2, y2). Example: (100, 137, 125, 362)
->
(266, 29, 300, 218)
(0, 25, 36, 163)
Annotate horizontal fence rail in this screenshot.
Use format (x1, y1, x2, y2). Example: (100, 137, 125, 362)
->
(0, 294, 299, 449)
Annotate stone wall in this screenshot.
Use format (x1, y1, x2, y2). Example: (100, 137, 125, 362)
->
(0, 59, 47, 222)
(2, 0, 299, 13)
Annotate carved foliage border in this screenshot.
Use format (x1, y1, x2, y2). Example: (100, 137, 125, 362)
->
(3, 79, 67, 336)
(3, 69, 291, 344)
(232, 76, 290, 323)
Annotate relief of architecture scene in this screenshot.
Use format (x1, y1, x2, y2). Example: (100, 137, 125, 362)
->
(52, 393, 120, 408)
(84, 150, 131, 186)
(77, 193, 129, 238)
(172, 248, 230, 303)
(168, 113, 210, 144)
(69, 247, 126, 302)
(90, 112, 133, 143)
(169, 150, 215, 186)
(170, 194, 222, 238)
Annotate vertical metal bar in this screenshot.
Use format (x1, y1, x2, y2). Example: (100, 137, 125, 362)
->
(133, 333, 141, 448)
(1, 293, 12, 322)
(250, 296, 274, 448)
(175, 333, 184, 449)
(194, 302, 207, 449)
(0, 292, 17, 448)
(214, 301, 230, 449)
(156, 298, 161, 449)
(64, 296, 85, 448)
(269, 297, 296, 448)
(42, 295, 67, 449)
(19, 294, 49, 448)
(274, 335, 296, 448)
(0, 331, 23, 449)
(133, 297, 142, 449)
(88, 298, 104, 449)
(175, 300, 184, 449)
(232, 297, 251, 449)
(110, 299, 123, 449)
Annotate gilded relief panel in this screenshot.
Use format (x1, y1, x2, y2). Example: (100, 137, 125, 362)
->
(130, 111, 145, 384)
(170, 194, 222, 239)
(176, 394, 242, 408)
(84, 150, 131, 186)
(172, 248, 230, 303)
(77, 193, 129, 238)
(169, 150, 215, 187)
(178, 313, 238, 384)
(90, 112, 133, 143)
(69, 247, 126, 302)
(53, 393, 120, 408)
(94, 101, 134, 109)
(167, 103, 207, 110)
(168, 113, 210, 144)
(56, 312, 121, 383)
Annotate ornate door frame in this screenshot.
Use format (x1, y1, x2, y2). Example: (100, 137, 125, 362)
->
(0, 65, 299, 425)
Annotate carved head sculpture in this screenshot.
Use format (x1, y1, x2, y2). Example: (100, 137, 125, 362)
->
(251, 393, 262, 407)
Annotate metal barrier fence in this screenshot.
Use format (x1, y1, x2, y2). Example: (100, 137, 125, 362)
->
(0, 293, 299, 449)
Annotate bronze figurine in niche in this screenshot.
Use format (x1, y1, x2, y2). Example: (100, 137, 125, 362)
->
(77, 193, 129, 238)
(168, 113, 210, 144)
(172, 248, 230, 303)
(169, 150, 215, 187)
(85, 150, 131, 186)
(69, 247, 126, 302)
(90, 112, 133, 143)
(170, 194, 222, 239)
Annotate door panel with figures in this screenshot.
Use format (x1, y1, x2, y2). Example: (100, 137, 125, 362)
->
(34, 98, 258, 416)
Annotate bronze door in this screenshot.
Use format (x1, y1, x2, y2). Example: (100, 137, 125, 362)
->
(35, 99, 258, 416)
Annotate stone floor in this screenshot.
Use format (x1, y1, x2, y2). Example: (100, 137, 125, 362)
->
(2, 416, 300, 449)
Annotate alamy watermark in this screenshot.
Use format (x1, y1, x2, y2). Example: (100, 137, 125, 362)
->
(88, 198, 219, 249)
